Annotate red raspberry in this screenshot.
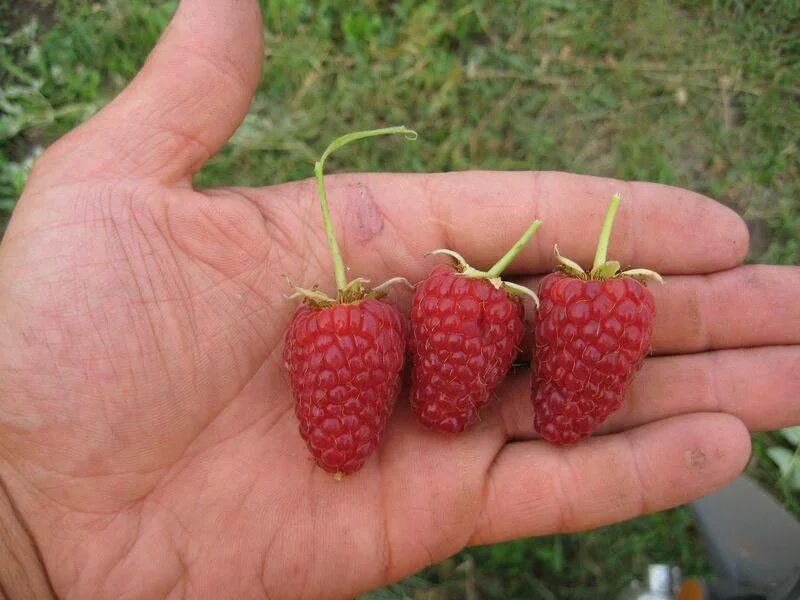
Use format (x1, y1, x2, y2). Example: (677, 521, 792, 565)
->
(284, 300, 405, 473)
(532, 195, 661, 444)
(283, 126, 417, 475)
(410, 265, 525, 432)
(410, 220, 542, 433)
(532, 274, 655, 443)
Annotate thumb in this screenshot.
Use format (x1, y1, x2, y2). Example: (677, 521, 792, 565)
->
(37, 0, 263, 185)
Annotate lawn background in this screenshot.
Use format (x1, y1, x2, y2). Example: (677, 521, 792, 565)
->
(1, 1, 798, 597)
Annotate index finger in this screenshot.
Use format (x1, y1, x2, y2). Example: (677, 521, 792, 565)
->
(260, 170, 750, 284)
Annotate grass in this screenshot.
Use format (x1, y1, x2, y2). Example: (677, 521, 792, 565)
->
(1, 0, 798, 597)
(375, 510, 709, 599)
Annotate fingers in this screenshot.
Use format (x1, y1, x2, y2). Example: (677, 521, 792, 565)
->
(37, 0, 263, 184)
(497, 345, 800, 440)
(246, 171, 748, 290)
(469, 413, 750, 545)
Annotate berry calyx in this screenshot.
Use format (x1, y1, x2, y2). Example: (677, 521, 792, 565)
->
(290, 126, 418, 306)
(554, 194, 663, 284)
(428, 218, 542, 306)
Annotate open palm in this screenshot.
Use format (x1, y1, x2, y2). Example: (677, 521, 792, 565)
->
(0, 1, 798, 598)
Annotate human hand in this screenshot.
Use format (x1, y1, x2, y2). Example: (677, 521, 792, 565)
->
(0, 1, 798, 598)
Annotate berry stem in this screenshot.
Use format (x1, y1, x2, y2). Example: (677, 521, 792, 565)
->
(314, 126, 418, 292)
(485, 219, 542, 278)
(592, 193, 620, 272)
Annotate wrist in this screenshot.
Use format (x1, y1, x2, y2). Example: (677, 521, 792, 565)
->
(0, 477, 55, 599)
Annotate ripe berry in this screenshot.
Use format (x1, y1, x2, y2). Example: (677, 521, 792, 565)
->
(284, 127, 416, 475)
(532, 195, 661, 444)
(411, 221, 541, 433)
(284, 299, 405, 474)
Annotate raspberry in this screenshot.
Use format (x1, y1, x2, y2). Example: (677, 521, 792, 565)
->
(284, 300, 405, 473)
(410, 265, 525, 432)
(410, 220, 541, 433)
(283, 127, 416, 475)
(532, 195, 661, 444)
(532, 274, 655, 443)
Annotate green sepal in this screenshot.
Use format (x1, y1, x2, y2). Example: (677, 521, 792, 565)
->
(621, 268, 664, 285)
(503, 281, 541, 308)
(554, 245, 587, 279)
(286, 286, 337, 307)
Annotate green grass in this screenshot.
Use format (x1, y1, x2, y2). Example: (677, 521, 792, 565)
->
(1, 0, 798, 597)
(379, 510, 709, 599)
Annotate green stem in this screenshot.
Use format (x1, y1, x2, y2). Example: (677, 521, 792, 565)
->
(592, 193, 620, 272)
(485, 219, 542, 278)
(314, 126, 418, 292)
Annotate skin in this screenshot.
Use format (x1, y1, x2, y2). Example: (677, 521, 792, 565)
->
(0, 1, 798, 598)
